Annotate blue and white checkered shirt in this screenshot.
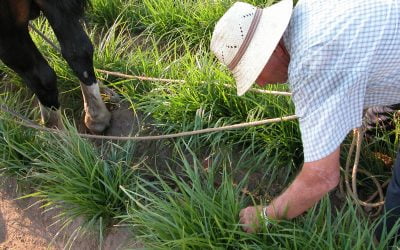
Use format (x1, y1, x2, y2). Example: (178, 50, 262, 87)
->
(283, 0, 400, 162)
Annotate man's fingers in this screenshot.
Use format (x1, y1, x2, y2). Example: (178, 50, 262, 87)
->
(241, 224, 251, 233)
(243, 224, 256, 233)
(239, 208, 244, 218)
(239, 206, 259, 234)
(239, 215, 244, 225)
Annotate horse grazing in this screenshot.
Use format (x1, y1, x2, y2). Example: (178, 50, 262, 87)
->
(0, 0, 111, 133)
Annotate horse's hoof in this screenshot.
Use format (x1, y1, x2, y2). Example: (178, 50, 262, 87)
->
(99, 82, 121, 103)
(84, 109, 112, 134)
(39, 103, 65, 130)
(43, 119, 65, 130)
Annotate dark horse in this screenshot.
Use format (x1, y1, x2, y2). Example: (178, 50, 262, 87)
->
(0, 0, 110, 133)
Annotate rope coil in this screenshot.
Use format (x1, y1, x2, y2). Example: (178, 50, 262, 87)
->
(342, 128, 387, 217)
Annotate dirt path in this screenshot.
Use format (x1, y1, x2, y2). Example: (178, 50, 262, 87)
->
(0, 184, 54, 250)
(0, 176, 141, 250)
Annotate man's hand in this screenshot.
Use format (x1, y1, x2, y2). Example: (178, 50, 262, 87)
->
(239, 205, 265, 233)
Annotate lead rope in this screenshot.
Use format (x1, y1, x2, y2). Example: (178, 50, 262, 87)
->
(342, 128, 387, 217)
(0, 104, 298, 141)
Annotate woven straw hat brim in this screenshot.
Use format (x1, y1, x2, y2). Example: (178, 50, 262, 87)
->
(233, 0, 292, 96)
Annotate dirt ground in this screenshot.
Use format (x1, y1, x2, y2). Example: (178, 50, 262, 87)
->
(0, 176, 143, 250)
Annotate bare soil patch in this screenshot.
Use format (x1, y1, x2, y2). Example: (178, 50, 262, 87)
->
(0, 176, 142, 250)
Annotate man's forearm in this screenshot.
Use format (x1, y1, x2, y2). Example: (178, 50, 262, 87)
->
(266, 167, 337, 219)
(239, 147, 341, 233)
(266, 148, 341, 220)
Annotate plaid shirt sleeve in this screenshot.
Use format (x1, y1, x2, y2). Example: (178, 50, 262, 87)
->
(290, 70, 366, 162)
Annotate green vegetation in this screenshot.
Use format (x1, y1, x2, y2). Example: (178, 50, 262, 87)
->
(0, 0, 399, 248)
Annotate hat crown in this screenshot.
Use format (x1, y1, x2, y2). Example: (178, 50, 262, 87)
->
(210, 0, 293, 96)
(211, 2, 259, 67)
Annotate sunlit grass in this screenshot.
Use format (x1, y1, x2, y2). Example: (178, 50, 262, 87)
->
(0, 90, 41, 179)
(137, 0, 276, 48)
(25, 124, 137, 228)
(88, 0, 145, 33)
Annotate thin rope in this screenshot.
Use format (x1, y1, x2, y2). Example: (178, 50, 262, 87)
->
(29, 22, 292, 97)
(342, 128, 385, 216)
(0, 104, 298, 141)
(95, 69, 186, 84)
(96, 69, 292, 96)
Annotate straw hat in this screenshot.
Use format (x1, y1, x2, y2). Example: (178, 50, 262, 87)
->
(210, 0, 293, 96)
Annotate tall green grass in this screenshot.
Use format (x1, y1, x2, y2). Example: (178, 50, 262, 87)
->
(91, 23, 301, 172)
(114, 40, 302, 172)
(0, 91, 140, 236)
(88, 0, 145, 33)
(121, 145, 400, 249)
(121, 146, 250, 249)
(0, 89, 42, 179)
(137, 0, 276, 47)
(88, 0, 129, 28)
(25, 125, 141, 233)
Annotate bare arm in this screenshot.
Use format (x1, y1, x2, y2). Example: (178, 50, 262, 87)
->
(240, 147, 341, 232)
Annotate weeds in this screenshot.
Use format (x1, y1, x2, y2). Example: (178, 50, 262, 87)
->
(25, 123, 140, 232)
(0, 90, 41, 179)
(121, 146, 250, 249)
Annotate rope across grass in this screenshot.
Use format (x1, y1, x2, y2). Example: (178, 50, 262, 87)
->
(0, 103, 297, 140)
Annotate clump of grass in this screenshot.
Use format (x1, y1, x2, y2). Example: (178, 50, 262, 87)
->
(96, 35, 205, 102)
(25, 122, 141, 234)
(129, 42, 301, 170)
(121, 146, 250, 249)
(88, 0, 128, 28)
(0, 90, 42, 179)
(93, 20, 139, 72)
(87, 0, 145, 33)
(92, 34, 301, 173)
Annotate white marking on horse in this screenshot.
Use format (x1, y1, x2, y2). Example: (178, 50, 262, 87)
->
(80, 82, 111, 133)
